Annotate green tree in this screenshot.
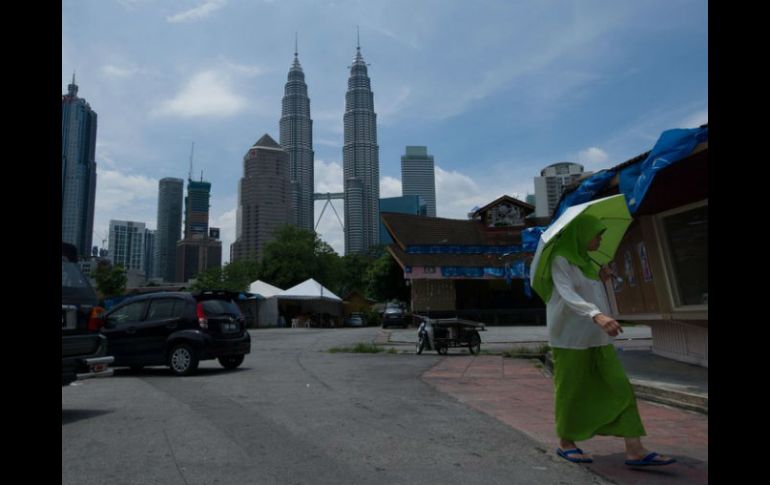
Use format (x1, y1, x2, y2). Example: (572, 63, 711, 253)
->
(336, 254, 373, 297)
(190, 259, 260, 293)
(93, 263, 127, 299)
(365, 252, 410, 303)
(260, 225, 342, 291)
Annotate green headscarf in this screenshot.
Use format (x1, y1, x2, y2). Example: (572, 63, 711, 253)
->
(540, 214, 607, 302)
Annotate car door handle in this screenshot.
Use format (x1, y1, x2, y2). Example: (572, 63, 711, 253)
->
(126, 327, 137, 335)
(166, 322, 178, 329)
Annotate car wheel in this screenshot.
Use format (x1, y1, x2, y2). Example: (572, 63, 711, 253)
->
(437, 344, 449, 355)
(468, 332, 481, 355)
(168, 344, 199, 376)
(416, 334, 426, 355)
(218, 355, 244, 370)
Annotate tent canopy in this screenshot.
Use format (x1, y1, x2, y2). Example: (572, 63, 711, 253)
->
(278, 278, 342, 301)
(249, 280, 284, 298)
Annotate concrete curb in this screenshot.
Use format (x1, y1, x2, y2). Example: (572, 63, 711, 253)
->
(629, 379, 708, 415)
(544, 352, 708, 415)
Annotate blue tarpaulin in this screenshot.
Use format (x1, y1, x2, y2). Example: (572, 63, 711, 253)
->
(552, 169, 617, 221)
(438, 262, 528, 280)
(521, 227, 544, 252)
(523, 125, 707, 297)
(619, 126, 708, 213)
(406, 245, 524, 255)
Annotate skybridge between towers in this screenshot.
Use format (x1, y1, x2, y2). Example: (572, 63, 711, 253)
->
(313, 192, 345, 232)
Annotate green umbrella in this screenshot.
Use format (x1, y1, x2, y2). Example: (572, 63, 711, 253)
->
(529, 194, 632, 302)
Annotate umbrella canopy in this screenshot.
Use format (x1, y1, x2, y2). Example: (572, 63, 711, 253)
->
(530, 194, 632, 302)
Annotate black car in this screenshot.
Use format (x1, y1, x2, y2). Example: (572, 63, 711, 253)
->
(62, 243, 114, 385)
(381, 303, 408, 329)
(101, 290, 251, 376)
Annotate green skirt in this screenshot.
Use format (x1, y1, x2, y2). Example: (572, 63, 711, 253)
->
(552, 345, 646, 441)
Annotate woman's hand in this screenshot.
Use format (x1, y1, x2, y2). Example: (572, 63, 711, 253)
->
(599, 266, 613, 282)
(592, 313, 623, 337)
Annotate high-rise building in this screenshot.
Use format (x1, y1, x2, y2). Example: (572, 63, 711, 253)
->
(143, 229, 156, 279)
(184, 179, 211, 239)
(155, 178, 184, 282)
(62, 74, 98, 258)
(108, 220, 147, 272)
(534, 163, 591, 218)
(401, 146, 437, 217)
(176, 238, 222, 283)
(343, 38, 380, 255)
(280, 43, 314, 232)
(379, 195, 426, 245)
(176, 178, 222, 282)
(231, 134, 292, 262)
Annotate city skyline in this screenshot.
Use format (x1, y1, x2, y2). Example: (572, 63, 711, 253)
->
(62, 0, 707, 260)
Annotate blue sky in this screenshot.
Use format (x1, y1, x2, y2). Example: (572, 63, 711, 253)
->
(62, 0, 708, 260)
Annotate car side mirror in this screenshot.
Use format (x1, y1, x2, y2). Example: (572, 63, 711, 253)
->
(103, 317, 117, 329)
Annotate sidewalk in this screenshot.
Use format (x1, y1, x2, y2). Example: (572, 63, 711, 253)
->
(385, 325, 708, 415)
(422, 356, 708, 484)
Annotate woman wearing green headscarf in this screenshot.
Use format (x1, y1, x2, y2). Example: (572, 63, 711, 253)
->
(547, 214, 676, 467)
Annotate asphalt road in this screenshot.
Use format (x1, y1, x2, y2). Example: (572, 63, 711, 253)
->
(62, 328, 609, 485)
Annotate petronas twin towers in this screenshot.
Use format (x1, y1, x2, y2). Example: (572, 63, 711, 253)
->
(279, 39, 379, 255)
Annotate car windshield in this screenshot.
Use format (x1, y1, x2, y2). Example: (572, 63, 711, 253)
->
(62, 260, 91, 289)
(200, 299, 241, 317)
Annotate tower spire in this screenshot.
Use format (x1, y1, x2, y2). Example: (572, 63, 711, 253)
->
(67, 71, 79, 96)
(295, 32, 298, 57)
(188, 142, 195, 181)
(357, 25, 360, 51)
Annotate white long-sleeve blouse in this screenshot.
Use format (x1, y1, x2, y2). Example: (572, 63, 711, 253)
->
(546, 255, 614, 349)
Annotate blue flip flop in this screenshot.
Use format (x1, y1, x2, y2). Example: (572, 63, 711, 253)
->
(625, 452, 677, 467)
(557, 448, 593, 463)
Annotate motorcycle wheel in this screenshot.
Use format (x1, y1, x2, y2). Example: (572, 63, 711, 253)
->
(416, 335, 426, 355)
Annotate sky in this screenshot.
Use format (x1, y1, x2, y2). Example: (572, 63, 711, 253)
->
(62, 0, 708, 260)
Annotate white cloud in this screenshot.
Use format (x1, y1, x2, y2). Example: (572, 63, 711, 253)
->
(153, 70, 247, 118)
(101, 64, 140, 79)
(96, 169, 158, 212)
(380, 176, 402, 198)
(92, 168, 159, 250)
(435, 165, 532, 220)
(167, 0, 227, 24)
(220, 59, 267, 77)
(578, 147, 610, 169)
(435, 166, 487, 219)
(314, 159, 344, 193)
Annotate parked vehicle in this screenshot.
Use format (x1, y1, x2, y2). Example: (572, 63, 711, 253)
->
(416, 316, 484, 355)
(381, 302, 408, 329)
(61, 242, 114, 385)
(345, 313, 365, 327)
(101, 290, 251, 376)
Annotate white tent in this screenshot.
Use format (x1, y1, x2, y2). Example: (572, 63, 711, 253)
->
(245, 280, 284, 328)
(277, 279, 343, 327)
(249, 280, 284, 297)
(278, 278, 342, 301)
